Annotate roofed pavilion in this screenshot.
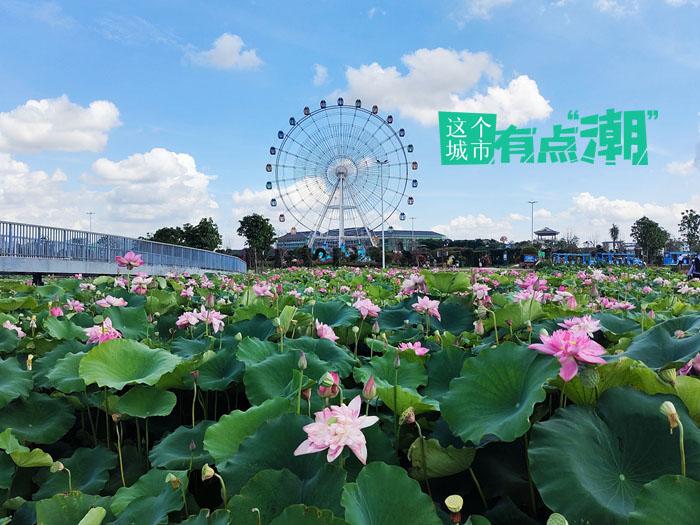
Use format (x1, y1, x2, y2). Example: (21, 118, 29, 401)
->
(534, 227, 559, 242)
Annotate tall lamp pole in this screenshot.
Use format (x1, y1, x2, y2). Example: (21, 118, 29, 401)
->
(376, 159, 389, 269)
(86, 211, 95, 233)
(528, 201, 537, 244)
(409, 216, 416, 251)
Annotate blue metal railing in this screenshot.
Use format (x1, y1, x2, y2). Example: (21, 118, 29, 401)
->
(0, 221, 246, 273)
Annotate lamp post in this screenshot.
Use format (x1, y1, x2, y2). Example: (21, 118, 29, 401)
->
(376, 159, 389, 269)
(86, 211, 95, 233)
(409, 216, 416, 251)
(528, 201, 537, 244)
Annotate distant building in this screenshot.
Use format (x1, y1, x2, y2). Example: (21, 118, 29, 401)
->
(534, 227, 559, 242)
(276, 226, 446, 250)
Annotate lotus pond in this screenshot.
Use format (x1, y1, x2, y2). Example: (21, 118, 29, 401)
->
(1, 264, 700, 524)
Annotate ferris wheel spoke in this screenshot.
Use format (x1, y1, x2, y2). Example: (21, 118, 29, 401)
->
(284, 133, 332, 166)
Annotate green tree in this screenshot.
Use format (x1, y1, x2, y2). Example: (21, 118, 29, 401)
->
(679, 209, 700, 252)
(630, 216, 670, 262)
(609, 224, 619, 251)
(147, 226, 185, 246)
(237, 214, 276, 272)
(182, 217, 222, 251)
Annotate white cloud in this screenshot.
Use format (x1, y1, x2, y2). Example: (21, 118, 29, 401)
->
(666, 159, 698, 176)
(594, 0, 639, 16)
(534, 208, 552, 219)
(458, 0, 513, 19)
(187, 33, 262, 70)
(313, 64, 328, 86)
(509, 212, 528, 221)
(340, 47, 551, 126)
(0, 95, 120, 153)
(432, 213, 512, 239)
(0, 1, 76, 29)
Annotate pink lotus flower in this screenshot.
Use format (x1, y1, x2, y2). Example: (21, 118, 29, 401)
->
(96, 295, 128, 308)
(529, 329, 606, 381)
(318, 371, 340, 398)
(679, 354, 700, 376)
(2, 320, 25, 339)
(315, 320, 339, 342)
(474, 319, 484, 335)
(398, 341, 429, 356)
(176, 310, 200, 329)
(472, 283, 491, 300)
(115, 251, 144, 270)
(49, 306, 63, 317)
(113, 277, 127, 289)
(130, 276, 152, 295)
(84, 318, 122, 345)
(412, 296, 441, 321)
(294, 396, 378, 464)
(558, 315, 601, 338)
(400, 274, 427, 295)
(253, 282, 274, 297)
(353, 298, 381, 319)
(64, 300, 85, 313)
(181, 287, 195, 298)
(195, 306, 227, 334)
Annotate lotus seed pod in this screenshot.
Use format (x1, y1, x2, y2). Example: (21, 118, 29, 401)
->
(444, 494, 463, 513)
(547, 513, 569, 525)
(201, 463, 215, 481)
(400, 407, 416, 425)
(50, 461, 64, 473)
(351, 326, 359, 334)
(165, 472, 181, 490)
(659, 368, 677, 385)
(26, 354, 34, 371)
(272, 317, 281, 328)
(234, 332, 243, 342)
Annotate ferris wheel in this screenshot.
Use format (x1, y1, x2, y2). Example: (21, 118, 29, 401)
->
(265, 98, 418, 248)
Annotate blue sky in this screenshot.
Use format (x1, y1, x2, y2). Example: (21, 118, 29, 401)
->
(0, 0, 698, 247)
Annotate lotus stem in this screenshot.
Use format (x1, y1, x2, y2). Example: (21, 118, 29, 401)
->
(679, 420, 686, 477)
(468, 467, 488, 510)
(103, 388, 110, 449)
(65, 466, 73, 493)
(415, 422, 432, 499)
(114, 419, 126, 487)
(215, 473, 228, 508)
(394, 366, 400, 457)
(524, 433, 536, 515)
(191, 380, 197, 429)
(296, 371, 304, 415)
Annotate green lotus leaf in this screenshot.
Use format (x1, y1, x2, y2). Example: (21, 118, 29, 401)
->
(172, 337, 210, 358)
(465, 516, 491, 525)
(236, 337, 277, 366)
(79, 339, 181, 390)
(46, 352, 86, 393)
(35, 493, 108, 525)
(442, 343, 559, 444)
(0, 453, 15, 489)
(110, 469, 188, 515)
(175, 509, 231, 525)
(423, 346, 467, 402)
(204, 397, 290, 463)
(0, 428, 53, 468)
(304, 300, 360, 328)
(0, 356, 33, 409)
(269, 505, 347, 525)
(617, 316, 700, 369)
(628, 475, 700, 525)
(376, 385, 439, 416)
(378, 300, 422, 330)
(675, 375, 700, 424)
(227, 315, 275, 340)
(354, 349, 427, 390)
(228, 469, 303, 525)
(33, 340, 86, 388)
(284, 337, 355, 377)
(0, 327, 19, 353)
(44, 316, 87, 340)
(148, 421, 214, 470)
(77, 507, 107, 525)
(432, 299, 475, 335)
(111, 484, 184, 525)
(0, 393, 75, 444)
(218, 414, 324, 495)
(529, 387, 700, 524)
(34, 447, 117, 499)
(422, 271, 471, 294)
(341, 462, 441, 525)
(145, 290, 179, 315)
(407, 437, 475, 480)
(594, 313, 640, 335)
(103, 306, 149, 340)
(116, 385, 177, 418)
(484, 300, 544, 330)
(188, 349, 244, 391)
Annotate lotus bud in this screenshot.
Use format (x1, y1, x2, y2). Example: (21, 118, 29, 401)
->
(351, 326, 359, 334)
(393, 352, 401, 369)
(201, 463, 215, 481)
(659, 368, 677, 386)
(112, 413, 122, 423)
(526, 320, 532, 333)
(50, 461, 65, 473)
(473, 319, 484, 335)
(301, 387, 311, 401)
(234, 332, 243, 342)
(372, 321, 380, 334)
(298, 351, 307, 370)
(272, 317, 281, 328)
(660, 401, 680, 433)
(165, 472, 181, 490)
(26, 354, 34, 371)
(538, 327, 548, 339)
(445, 494, 463, 523)
(189, 440, 197, 451)
(579, 367, 600, 389)
(400, 407, 416, 425)
(191, 370, 200, 381)
(433, 330, 441, 343)
(318, 371, 340, 398)
(505, 319, 513, 327)
(308, 299, 316, 307)
(362, 376, 377, 401)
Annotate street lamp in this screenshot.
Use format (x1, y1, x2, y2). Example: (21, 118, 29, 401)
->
(376, 159, 389, 269)
(409, 216, 416, 251)
(86, 211, 95, 232)
(528, 201, 537, 244)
